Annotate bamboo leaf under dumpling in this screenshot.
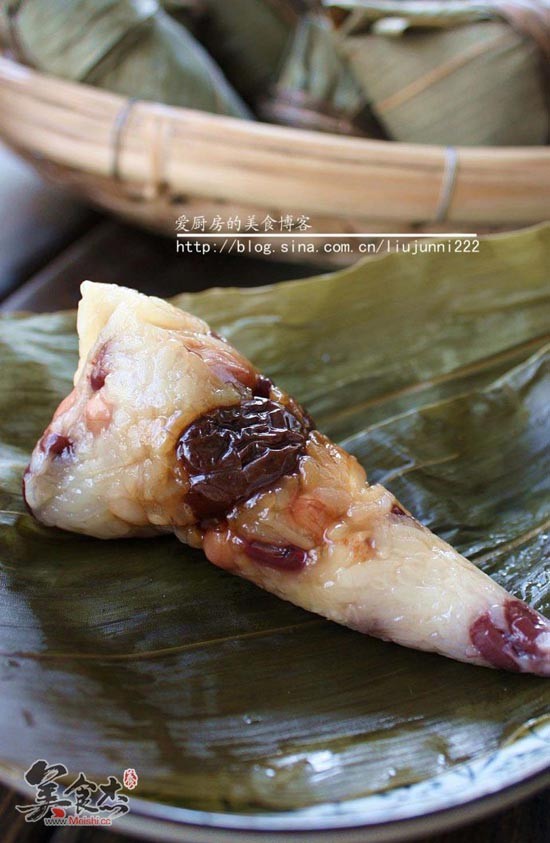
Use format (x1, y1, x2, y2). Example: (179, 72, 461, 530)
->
(0, 225, 548, 814)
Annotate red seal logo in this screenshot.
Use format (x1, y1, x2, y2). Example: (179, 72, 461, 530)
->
(123, 768, 138, 790)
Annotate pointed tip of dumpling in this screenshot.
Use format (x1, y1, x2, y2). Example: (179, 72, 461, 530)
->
(74, 282, 210, 385)
(470, 599, 550, 676)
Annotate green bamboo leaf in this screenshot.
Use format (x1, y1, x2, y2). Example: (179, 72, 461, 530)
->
(0, 0, 250, 117)
(326, 1, 548, 145)
(199, 0, 299, 104)
(261, 12, 384, 137)
(343, 345, 550, 613)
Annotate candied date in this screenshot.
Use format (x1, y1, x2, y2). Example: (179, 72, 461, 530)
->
(177, 397, 312, 519)
(90, 366, 107, 392)
(470, 611, 518, 672)
(253, 375, 272, 398)
(90, 344, 109, 392)
(244, 539, 307, 571)
(470, 599, 550, 673)
(40, 433, 73, 459)
(506, 600, 548, 655)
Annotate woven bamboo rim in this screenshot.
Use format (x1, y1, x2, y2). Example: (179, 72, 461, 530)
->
(0, 54, 549, 247)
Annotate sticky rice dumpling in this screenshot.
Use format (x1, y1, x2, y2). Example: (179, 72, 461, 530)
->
(199, 0, 302, 105)
(325, 0, 549, 145)
(261, 11, 386, 136)
(23, 282, 550, 677)
(0, 0, 250, 118)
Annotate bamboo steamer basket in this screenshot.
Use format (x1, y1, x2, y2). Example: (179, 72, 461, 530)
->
(0, 54, 549, 264)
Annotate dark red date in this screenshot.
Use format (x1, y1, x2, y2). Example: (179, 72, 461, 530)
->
(90, 344, 109, 391)
(470, 599, 550, 673)
(40, 433, 73, 459)
(177, 397, 312, 519)
(253, 375, 272, 398)
(244, 539, 307, 571)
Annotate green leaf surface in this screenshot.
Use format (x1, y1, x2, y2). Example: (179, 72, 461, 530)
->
(0, 225, 549, 817)
(1, 0, 250, 117)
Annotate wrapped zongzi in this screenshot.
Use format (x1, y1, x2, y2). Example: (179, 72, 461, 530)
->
(0, 0, 250, 118)
(261, 11, 386, 135)
(199, 0, 303, 105)
(161, 0, 204, 33)
(325, 1, 549, 145)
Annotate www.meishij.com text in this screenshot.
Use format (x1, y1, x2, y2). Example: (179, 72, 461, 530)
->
(175, 237, 481, 258)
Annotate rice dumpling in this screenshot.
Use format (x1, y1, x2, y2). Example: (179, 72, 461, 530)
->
(325, 1, 549, 145)
(23, 281, 550, 677)
(161, 0, 204, 33)
(261, 11, 386, 136)
(199, 0, 302, 105)
(0, 0, 250, 118)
